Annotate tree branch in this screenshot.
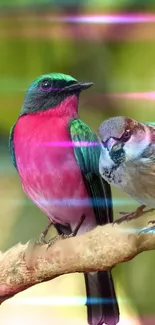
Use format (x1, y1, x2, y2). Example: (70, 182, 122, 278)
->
(0, 217, 155, 304)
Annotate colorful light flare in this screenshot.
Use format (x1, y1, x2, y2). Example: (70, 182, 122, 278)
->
(44, 13, 155, 24)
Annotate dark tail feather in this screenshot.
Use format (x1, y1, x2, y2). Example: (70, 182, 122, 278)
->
(85, 271, 119, 325)
(82, 174, 119, 324)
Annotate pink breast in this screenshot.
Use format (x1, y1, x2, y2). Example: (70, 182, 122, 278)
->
(13, 114, 94, 227)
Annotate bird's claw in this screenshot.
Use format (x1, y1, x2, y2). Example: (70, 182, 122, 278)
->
(71, 214, 86, 236)
(39, 214, 86, 250)
(114, 205, 154, 225)
(46, 233, 73, 250)
(46, 214, 86, 249)
(114, 211, 136, 224)
(37, 221, 53, 245)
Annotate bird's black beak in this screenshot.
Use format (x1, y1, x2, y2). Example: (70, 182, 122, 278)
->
(61, 81, 94, 93)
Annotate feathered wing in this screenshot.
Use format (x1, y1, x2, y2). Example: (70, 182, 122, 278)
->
(69, 119, 119, 325)
(9, 124, 18, 171)
(69, 118, 113, 224)
(132, 141, 155, 204)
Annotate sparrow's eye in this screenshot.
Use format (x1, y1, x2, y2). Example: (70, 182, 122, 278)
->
(121, 129, 131, 142)
(40, 79, 52, 91)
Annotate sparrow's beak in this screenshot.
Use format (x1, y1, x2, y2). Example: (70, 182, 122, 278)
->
(104, 138, 123, 152)
(61, 81, 94, 92)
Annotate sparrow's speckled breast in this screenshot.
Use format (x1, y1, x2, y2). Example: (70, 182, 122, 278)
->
(116, 159, 155, 208)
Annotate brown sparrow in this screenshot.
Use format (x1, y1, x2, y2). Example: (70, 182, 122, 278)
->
(98, 116, 155, 228)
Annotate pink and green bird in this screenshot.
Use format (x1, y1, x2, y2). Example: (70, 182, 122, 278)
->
(9, 73, 119, 325)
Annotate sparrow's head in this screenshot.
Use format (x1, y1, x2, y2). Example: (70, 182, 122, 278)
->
(98, 116, 150, 177)
(20, 73, 93, 116)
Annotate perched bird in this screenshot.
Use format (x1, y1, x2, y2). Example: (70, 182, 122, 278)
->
(98, 116, 155, 222)
(9, 73, 119, 325)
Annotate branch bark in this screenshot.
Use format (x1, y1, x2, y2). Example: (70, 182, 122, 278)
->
(0, 218, 155, 304)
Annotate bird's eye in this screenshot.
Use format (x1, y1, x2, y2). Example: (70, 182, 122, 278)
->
(121, 129, 131, 142)
(40, 79, 52, 91)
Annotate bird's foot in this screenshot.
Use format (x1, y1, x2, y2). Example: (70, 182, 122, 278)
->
(37, 221, 53, 245)
(46, 214, 86, 249)
(26, 215, 85, 270)
(114, 205, 154, 225)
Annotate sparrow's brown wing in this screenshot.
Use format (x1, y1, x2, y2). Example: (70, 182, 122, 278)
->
(132, 134, 155, 202)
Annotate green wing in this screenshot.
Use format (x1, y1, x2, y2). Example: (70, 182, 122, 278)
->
(9, 124, 18, 171)
(69, 118, 113, 224)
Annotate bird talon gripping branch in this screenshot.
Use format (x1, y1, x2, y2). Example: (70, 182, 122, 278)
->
(113, 205, 147, 225)
(38, 221, 53, 245)
(46, 214, 86, 250)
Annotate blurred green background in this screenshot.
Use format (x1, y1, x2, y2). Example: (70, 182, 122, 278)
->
(1, 0, 155, 324)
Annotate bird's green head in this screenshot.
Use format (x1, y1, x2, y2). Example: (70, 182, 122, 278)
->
(20, 73, 93, 116)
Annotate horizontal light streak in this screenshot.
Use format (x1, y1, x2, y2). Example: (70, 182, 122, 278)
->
(2, 197, 138, 207)
(37, 141, 100, 147)
(43, 13, 155, 25)
(2, 86, 155, 102)
(9, 296, 129, 306)
(104, 92, 155, 100)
